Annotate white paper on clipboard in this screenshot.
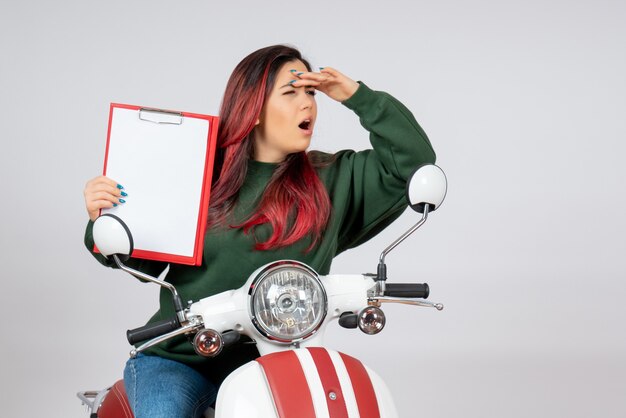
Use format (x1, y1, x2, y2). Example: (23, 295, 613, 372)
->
(100, 104, 217, 265)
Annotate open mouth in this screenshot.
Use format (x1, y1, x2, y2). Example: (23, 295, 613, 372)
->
(298, 119, 312, 130)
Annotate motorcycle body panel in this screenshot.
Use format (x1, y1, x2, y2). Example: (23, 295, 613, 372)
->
(214, 361, 278, 418)
(216, 347, 398, 418)
(364, 365, 399, 418)
(190, 274, 375, 356)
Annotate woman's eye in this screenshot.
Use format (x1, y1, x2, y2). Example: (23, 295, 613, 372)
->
(281, 89, 315, 96)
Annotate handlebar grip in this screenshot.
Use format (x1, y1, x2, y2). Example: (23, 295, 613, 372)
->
(384, 283, 429, 299)
(127, 317, 181, 345)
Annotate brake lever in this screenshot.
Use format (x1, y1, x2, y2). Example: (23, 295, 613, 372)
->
(369, 296, 444, 311)
(130, 316, 204, 358)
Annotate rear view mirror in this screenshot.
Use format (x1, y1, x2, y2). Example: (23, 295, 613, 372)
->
(92, 214, 186, 323)
(406, 164, 447, 213)
(92, 214, 133, 259)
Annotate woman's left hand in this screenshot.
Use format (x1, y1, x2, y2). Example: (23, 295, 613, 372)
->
(290, 67, 359, 103)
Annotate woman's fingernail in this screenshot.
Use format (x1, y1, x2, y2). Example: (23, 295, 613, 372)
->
(117, 184, 124, 189)
(290, 69, 297, 73)
(119, 199, 126, 203)
(113, 203, 118, 207)
(121, 191, 128, 197)
(319, 67, 325, 70)
(289, 80, 297, 85)
(297, 72, 304, 76)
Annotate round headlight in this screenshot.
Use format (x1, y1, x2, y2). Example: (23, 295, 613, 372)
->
(249, 261, 327, 343)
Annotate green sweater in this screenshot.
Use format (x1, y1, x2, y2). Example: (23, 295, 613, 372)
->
(84, 82, 436, 382)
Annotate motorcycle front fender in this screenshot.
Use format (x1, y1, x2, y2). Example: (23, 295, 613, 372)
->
(215, 347, 398, 418)
(214, 361, 278, 418)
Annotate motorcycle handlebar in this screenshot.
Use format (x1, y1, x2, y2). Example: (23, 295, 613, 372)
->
(384, 283, 429, 299)
(127, 317, 181, 345)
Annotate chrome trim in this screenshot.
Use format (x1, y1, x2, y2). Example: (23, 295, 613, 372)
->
(248, 260, 328, 344)
(113, 255, 186, 323)
(77, 388, 109, 414)
(193, 329, 224, 357)
(358, 306, 386, 335)
(379, 204, 429, 265)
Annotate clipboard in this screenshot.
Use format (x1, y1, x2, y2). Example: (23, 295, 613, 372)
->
(96, 103, 219, 266)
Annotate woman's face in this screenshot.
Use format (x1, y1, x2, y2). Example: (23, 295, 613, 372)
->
(254, 60, 317, 163)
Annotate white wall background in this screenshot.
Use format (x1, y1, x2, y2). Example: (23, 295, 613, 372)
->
(1, 0, 624, 417)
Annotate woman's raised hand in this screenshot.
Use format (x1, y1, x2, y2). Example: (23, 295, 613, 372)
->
(84, 176, 126, 221)
(290, 67, 359, 103)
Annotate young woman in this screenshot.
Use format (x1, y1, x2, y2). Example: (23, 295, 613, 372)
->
(83, 44, 436, 417)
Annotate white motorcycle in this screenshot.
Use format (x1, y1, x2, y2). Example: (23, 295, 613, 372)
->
(78, 164, 447, 418)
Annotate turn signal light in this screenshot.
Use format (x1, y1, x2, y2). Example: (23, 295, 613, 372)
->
(193, 329, 223, 357)
(358, 307, 386, 335)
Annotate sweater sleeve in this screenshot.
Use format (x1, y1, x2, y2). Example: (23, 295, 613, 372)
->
(333, 82, 436, 253)
(84, 219, 167, 277)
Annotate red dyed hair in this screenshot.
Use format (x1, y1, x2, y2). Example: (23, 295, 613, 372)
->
(208, 45, 332, 251)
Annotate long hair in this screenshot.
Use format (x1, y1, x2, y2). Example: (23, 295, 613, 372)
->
(208, 45, 332, 251)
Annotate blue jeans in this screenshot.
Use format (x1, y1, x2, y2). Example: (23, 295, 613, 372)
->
(123, 353, 218, 418)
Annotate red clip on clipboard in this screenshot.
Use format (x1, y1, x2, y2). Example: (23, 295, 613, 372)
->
(96, 103, 219, 266)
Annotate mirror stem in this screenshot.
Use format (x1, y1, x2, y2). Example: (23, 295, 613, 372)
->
(377, 204, 430, 282)
(112, 255, 186, 323)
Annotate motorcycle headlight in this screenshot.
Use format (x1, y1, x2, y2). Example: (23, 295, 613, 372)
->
(249, 261, 327, 343)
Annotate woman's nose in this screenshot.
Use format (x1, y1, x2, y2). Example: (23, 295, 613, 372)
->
(300, 93, 315, 110)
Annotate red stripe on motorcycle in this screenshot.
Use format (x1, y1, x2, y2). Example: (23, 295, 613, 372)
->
(256, 351, 317, 418)
(339, 352, 381, 418)
(308, 347, 350, 418)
